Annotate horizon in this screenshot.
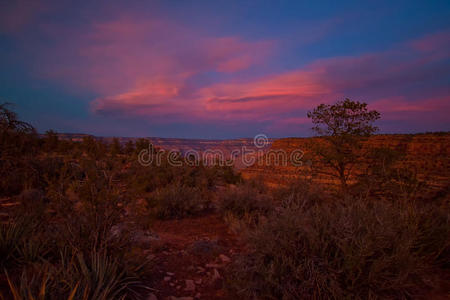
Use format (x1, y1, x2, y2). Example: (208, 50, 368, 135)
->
(40, 130, 450, 141)
(1, 0, 450, 138)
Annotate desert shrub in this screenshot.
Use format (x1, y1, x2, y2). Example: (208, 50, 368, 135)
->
(2, 248, 148, 300)
(218, 181, 273, 230)
(227, 197, 449, 299)
(0, 218, 28, 267)
(0, 216, 41, 268)
(53, 249, 148, 300)
(355, 147, 428, 202)
(149, 183, 210, 219)
(2, 266, 54, 300)
(14, 236, 50, 266)
(274, 178, 325, 209)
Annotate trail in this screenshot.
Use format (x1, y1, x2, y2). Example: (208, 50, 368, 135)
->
(145, 214, 243, 300)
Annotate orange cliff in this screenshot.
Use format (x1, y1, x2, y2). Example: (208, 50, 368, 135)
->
(241, 133, 450, 193)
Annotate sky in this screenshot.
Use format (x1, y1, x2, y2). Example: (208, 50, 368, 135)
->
(0, 0, 449, 139)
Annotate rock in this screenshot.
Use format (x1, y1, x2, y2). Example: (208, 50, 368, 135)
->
(241, 134, 450, 194)
(184, 279, 195, 291)
(219, 254, 231, 263)
(164, 276, 171, 282)
(188, 240, 220, 256)
(167, 272, 175, 276)
(147, 293, 158, 300)
(212, 269, 221, 281)
(131, 229, 160, 247)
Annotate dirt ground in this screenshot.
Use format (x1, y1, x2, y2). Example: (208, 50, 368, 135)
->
(144, 214, 245, 300)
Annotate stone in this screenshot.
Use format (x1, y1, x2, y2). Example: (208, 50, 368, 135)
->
(212, 269, 221, 281)
(219, 254, 231, 263)
(130, 229, 160, 247)
(184, 279, 195, 291)
(147, 293, 158, 300)
(188, 240, 220, 256)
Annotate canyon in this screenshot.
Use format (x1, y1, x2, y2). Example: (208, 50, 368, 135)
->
(50, 132, 449, 194)
(241, 133, 450, 197)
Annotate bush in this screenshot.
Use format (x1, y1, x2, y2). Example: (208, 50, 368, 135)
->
(226, 197, 449, 299)
(218, 181, 273, 231)
(274, 178, 324, 210)
(2, 249, 148, 300)
(0, 217, 36, 268)
(55, 249, 148, 300)
(149, 183, 210, 219)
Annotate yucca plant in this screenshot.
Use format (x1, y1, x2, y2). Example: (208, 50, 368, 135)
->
(60, 250, 148, 300)
(1, 268, 79, 300)
(0, 217, 32, 267)
(14, 236, 50, 265)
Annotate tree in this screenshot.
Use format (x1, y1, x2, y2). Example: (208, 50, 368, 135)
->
(124, 140, 135, 155)
(44, 129, 59, 152)
(0, 103, 38, 195)
(307, 98, 380, 192)
(110, 137, 122, 156)
(0, 102, 36, 157)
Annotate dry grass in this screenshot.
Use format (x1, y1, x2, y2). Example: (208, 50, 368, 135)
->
(226, 195, 449, 299)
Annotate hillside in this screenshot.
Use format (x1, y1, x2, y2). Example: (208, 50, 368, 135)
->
(241, 133, 450, 194)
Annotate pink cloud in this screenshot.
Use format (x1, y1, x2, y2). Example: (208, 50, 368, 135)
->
(410, 30, 450, 52)
(371, 96, 450, 123)
(39, 16, 273, 96)
(35, 16, 450, 133)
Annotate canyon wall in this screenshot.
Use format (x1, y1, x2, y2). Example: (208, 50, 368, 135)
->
(241, 134, 450, 193)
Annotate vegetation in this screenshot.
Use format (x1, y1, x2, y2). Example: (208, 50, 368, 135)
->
(1, 101, 448, 299)
(0, 103, 235, 298)
(224, 100, 448, 299)
(307, 98, 381, 192)
(226, 186, 449, 299)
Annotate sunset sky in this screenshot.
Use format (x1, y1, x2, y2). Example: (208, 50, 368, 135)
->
(1, 0, 449, 138)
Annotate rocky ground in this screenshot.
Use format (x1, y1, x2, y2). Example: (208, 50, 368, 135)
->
(143, 214, 244, 300)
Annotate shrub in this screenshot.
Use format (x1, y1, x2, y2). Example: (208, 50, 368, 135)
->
(0, 217, 34, 267)
(218, 181, 273, 231)
(2, 249, 148, 300)
(149, 183, 210, 219)
(274, 178, 325, 210)
(226, 197, 449, 299)
(55, 250, 148, 300)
